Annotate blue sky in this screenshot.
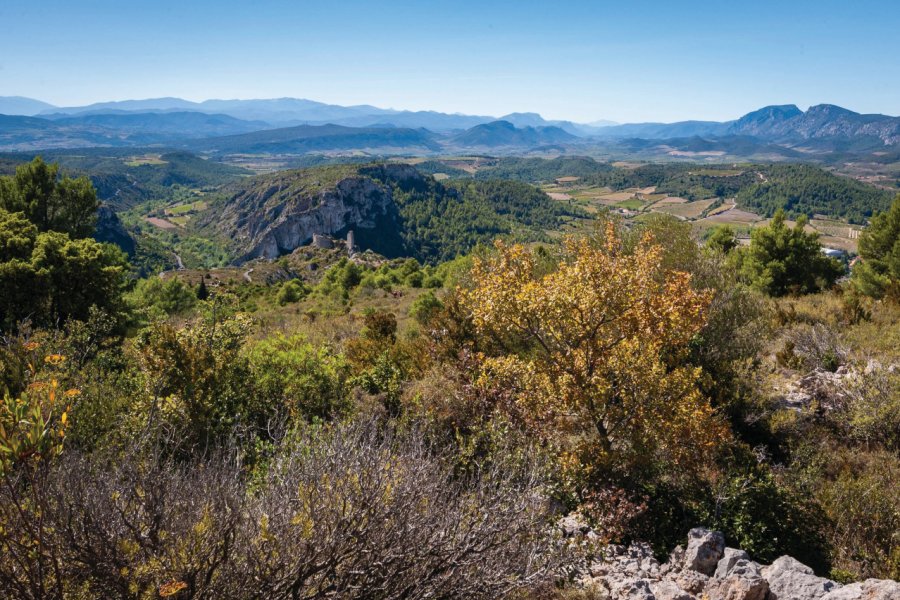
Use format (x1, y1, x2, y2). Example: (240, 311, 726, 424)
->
(1, 0, 898, 123)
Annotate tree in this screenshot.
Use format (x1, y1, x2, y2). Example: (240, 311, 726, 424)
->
(246, 333, 351, 421)
(706, 225, 739, 254)
(464, 224, 729, 483)
(736, 209, 843, 296)
(128, 276, 198, 319)
(0, 157, 99, 238)
(135, 314, 258, 448)
(852, 194, 900, 300)
(0, 208, 129, 330)
(196, 276, 209, 301)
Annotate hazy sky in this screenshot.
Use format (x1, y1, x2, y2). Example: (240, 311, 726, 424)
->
(2, 0, 898, 123)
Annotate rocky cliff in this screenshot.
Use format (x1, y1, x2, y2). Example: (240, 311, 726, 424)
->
(202, 163, 419, 263)
(561, 521, 899, 600)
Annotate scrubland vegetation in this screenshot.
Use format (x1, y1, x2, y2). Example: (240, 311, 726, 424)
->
(1, 157, 898, 598)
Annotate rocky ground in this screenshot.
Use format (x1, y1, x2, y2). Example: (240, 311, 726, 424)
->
(560, 520, 899, 600)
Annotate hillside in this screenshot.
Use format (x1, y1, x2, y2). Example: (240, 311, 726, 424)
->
(734, 164, 894, 223)
(198, 162, 583, 263)
(0, 111, 270, 150)
(1, 149, 250, 210)
(449, 120, 577, 148)
(191, 124, 441, 154)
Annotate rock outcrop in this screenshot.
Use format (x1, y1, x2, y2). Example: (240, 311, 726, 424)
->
(564, 523, 899, 600)
(94, 204, 136, 255)
(204, 163, 420, 264)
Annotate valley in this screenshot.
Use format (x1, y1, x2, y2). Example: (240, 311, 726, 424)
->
(1, 99, 898, 599)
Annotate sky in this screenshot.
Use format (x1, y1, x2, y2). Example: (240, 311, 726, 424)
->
(1, 0, 898, 123)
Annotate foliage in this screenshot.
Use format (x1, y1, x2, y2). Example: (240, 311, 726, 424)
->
(464, 225, 728, 487)
(734, 164, 892, 224)
(707, 464, 830, 570)
(735, 209, 843, 296)
(0, 420, 561, 600)
(0, 208, 130, 330)
(127, 275, 198, 320)
(471, 156, 615, 184)
(410, 290, 443, 325)
(816, 449, 900, 580)
(134, 313, 259, 448)
(706, 225, 739, 254)
(385, 170, 583, 263)
(275, 278, 308, 305)
(0, 156, 99, 238)
(245, 334, 351, 422)
(852, 194, 900, 300)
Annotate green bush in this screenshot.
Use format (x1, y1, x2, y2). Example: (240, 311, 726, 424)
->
(128, 275, 198, 319)
(276, 279, 309, 305)
(246, 334, 351, 422)
(410, 291, 443, 325)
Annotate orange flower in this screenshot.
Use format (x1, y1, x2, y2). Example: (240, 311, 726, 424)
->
(44, 354, 66, 366)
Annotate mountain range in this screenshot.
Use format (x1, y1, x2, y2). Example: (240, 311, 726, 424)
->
(1, 96, 899, 157)
(592, 104, 900, 146)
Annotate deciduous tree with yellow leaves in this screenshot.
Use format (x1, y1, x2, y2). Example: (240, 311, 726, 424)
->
(465, 224, 729, 486)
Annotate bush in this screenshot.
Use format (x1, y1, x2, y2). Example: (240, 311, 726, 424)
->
(128, 275, 198, 319)
(246, 333, 351, 422)
(275, 278, 308, 305)
(0, 420, 561, 599)
(817, 449, 900, 579)
(410, 290, 443, 325)
(778, 323, 848, 372)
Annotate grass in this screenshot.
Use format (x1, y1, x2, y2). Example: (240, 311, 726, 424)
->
(125, 155, 168, 167)
(166, 200, 209, 215)
(652, 198, 717, 220)
(615, 198, 644, 210)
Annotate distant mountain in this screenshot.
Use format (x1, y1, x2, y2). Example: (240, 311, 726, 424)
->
(45, 97, 202, 115)
(0, 112, 272, 150)
(728, 104, 900, 145)
(323, 110, 493, 132)
(594, 104, 900, 146)
(450, 120, 577, 147)
(0, 96, 57, 116)
(190, 123, 442, 154)
(591, 120, 727, 139)
(726, 105, 803, 136)
(0, 114, 124, 150)
(48, 111, 270, 137)
(5, 95, 900, 156)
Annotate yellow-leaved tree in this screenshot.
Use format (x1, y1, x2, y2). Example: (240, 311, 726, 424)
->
(465, 224, 729, 484)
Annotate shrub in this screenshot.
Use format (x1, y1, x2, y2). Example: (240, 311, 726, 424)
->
(780, 323, 848, 372)
(275, 278, 308, 305)
(736, 209, 843, 296)
(817, 449, 900, 579)
(246, 334, 350, 422)
(410, 290, 443, 325)
(128, 275, 198, 319)
(0, 420, 562, 599)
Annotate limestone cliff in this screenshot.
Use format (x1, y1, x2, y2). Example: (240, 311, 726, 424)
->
(202, 163, 419, 263)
